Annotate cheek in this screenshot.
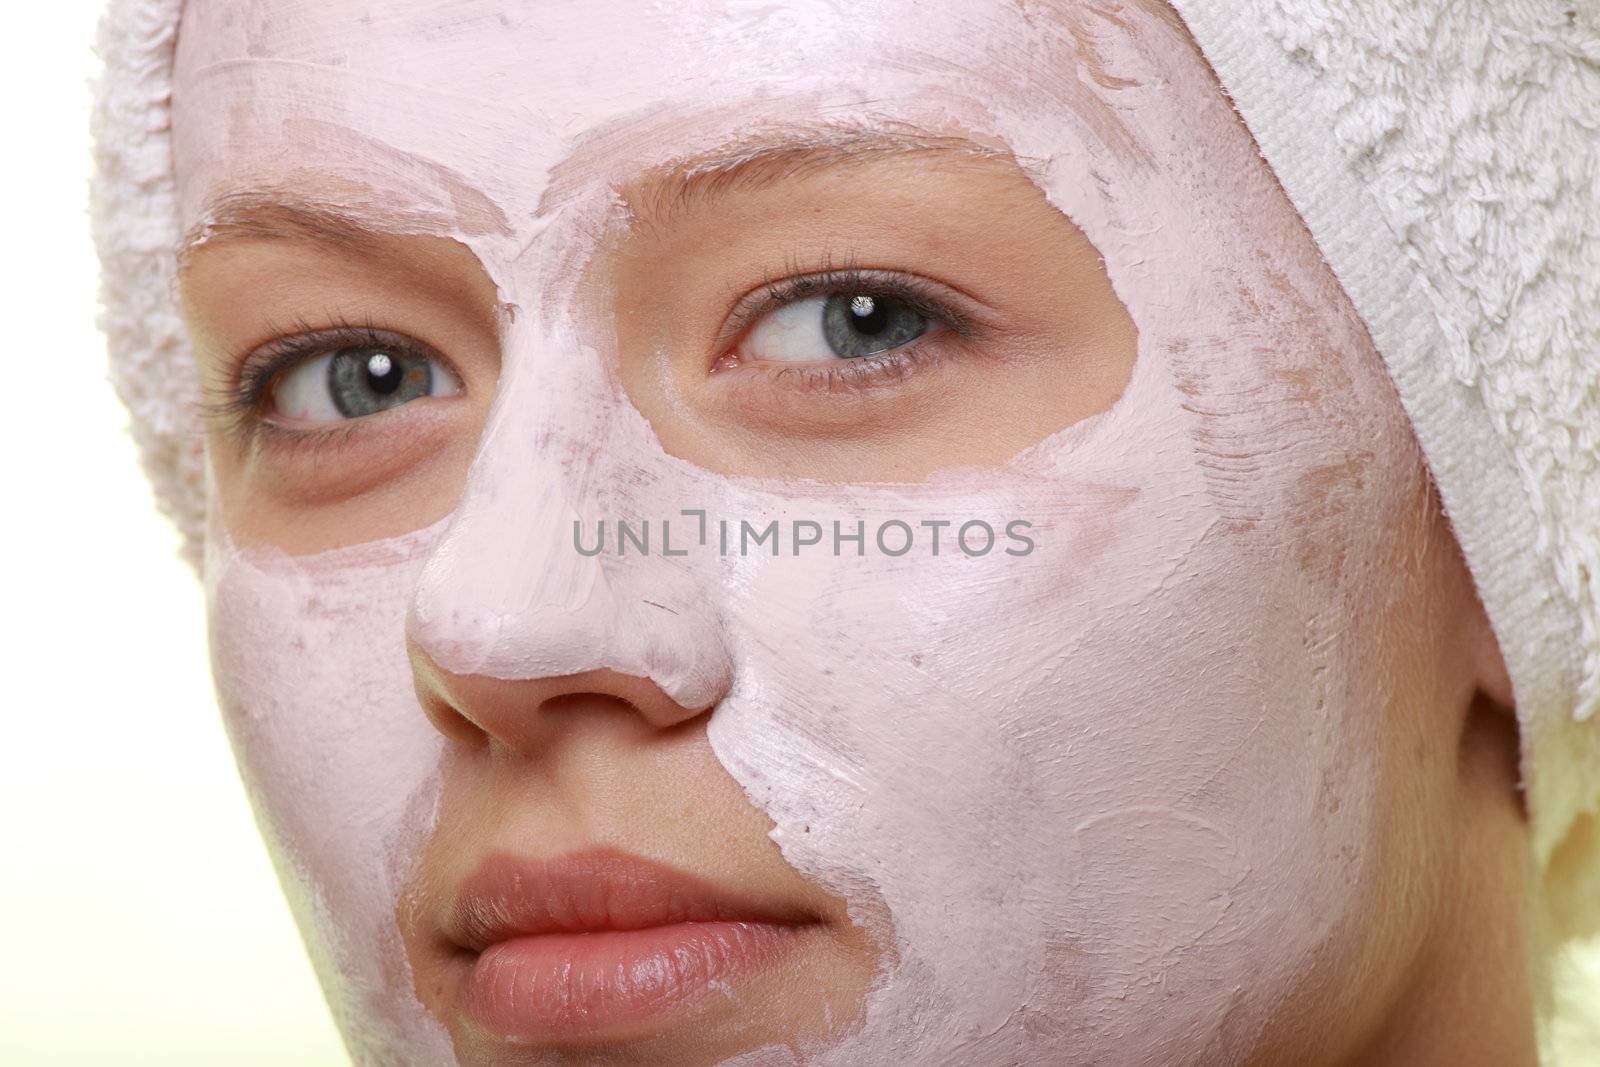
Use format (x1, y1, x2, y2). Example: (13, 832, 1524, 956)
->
(204, 513, 455, 1063)
(701, 335, 1426, 1062)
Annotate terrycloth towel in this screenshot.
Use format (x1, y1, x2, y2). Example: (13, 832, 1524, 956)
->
(1167, 0, 1600, 1034)
(90, 0, 1599, 1055)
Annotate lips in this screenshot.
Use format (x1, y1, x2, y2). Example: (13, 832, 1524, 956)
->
(442, 849, 814, 1041)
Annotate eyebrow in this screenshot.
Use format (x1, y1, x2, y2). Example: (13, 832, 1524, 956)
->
(179, 193, 391, 264)
(529, 119, 1031, 231)
(619, 126, 1024, 225)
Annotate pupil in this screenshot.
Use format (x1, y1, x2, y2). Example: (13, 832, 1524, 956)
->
(848, 293, 890, 336)
(364, 350, 402, 395)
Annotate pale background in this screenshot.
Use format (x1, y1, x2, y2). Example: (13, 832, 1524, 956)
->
(0, 6, 348, 1064)
(2, 5, 1596, 1066)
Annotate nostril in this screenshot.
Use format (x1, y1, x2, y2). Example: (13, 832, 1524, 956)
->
(541, 672, 714, 732)
(410, 645, 491, 747)
(541, 691, 637, 716)
(419, 687, 489, 747)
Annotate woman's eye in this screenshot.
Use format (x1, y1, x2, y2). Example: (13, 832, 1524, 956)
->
(269, 345, 462, 423)
(742, 292, 930, 363)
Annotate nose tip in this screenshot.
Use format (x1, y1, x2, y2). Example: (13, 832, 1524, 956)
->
(409, 642, 712, 751)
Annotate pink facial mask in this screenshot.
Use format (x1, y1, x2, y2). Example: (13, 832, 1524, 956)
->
(179, 1, 1435, 1063)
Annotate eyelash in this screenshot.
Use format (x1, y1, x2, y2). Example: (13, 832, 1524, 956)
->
(204, 319, 446, 451)
(719, 262, 980, 394)
(203, 263, 976, 449)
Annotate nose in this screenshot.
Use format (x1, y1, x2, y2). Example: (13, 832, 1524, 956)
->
(403, 307, 733, 747)
(410, 645, 709, 752)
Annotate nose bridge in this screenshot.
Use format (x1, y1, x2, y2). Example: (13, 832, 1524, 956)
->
(408, 308, 732, 710)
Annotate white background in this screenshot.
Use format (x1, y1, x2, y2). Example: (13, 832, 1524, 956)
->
(0, 6, 347, 1064)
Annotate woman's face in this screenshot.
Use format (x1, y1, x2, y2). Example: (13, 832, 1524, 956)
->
(174, 1, 1491, 1064)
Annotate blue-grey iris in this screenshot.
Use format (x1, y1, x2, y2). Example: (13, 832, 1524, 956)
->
(328, 347, 432, 418)
(821, 293, 927, 358)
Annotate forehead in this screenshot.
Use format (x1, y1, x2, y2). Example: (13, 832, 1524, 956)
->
(171, 0, 1182, 235)
(177, 0, 1080, 107)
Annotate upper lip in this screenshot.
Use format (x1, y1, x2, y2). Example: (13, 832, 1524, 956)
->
(445, 848, 816, 953)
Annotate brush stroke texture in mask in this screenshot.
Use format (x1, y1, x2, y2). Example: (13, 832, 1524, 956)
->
(177, 2, 1435, 1063)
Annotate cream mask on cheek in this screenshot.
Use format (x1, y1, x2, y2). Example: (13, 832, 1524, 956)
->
(178, 2, 1440, 1063)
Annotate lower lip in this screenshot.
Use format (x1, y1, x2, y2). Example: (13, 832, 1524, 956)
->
(460, 919, 804, 1039)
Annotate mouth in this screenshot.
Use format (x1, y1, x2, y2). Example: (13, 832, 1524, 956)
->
(441, 848, 819, 1042)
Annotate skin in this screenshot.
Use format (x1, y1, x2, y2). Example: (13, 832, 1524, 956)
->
(174, 1, 1538, 1063)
